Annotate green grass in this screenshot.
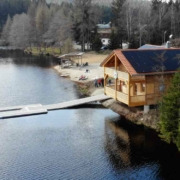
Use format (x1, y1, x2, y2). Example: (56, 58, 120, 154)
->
(25, 47, 62, 56)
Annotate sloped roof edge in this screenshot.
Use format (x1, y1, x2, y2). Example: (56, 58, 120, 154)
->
(100, 49, 137, 76)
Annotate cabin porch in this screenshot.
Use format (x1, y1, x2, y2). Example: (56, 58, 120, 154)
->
(104, 67, 146, 107)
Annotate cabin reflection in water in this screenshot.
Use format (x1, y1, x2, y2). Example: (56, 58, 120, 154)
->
(104, 118, 162, 170)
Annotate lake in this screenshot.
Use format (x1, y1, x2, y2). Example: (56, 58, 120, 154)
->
(0, 49, 179, 180)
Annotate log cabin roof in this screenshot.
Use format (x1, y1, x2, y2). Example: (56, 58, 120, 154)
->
(100, 49, 180, 76)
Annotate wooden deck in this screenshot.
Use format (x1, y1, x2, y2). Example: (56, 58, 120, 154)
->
(0, 94, 110, 119)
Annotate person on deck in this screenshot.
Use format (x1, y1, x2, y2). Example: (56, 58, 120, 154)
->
(108, 79, 111, 86)
(98, 78, 102, 87)
(94, 79, 98, 87)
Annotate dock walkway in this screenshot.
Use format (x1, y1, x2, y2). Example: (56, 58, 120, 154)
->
(0, 94, 110, 119)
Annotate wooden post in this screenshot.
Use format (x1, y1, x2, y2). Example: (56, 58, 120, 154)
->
(115, 55, 117, 100)
(104, 67, 106, 86)
(145, 76, 147, 104)
(128, 73, 130, 106)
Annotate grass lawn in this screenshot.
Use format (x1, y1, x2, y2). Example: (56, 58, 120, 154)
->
(25, 47, 61, 56)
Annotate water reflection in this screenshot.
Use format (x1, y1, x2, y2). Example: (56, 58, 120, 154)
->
(0, 49, 58, 68)
(104, 118, 180, 179)
(0, 49, 78, 107)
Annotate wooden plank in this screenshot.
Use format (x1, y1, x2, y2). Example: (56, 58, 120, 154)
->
(0, 108, 47, 119)
(115, 55, 117, 100)
(0, 94, 111, 119)
(0, 104, 42, 112)
(29, 94, 110, 111)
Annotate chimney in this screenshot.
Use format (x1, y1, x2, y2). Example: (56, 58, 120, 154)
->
(166, 41, 171, 48)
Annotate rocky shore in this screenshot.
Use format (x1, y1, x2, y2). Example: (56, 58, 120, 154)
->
(100, 98, 159, 130)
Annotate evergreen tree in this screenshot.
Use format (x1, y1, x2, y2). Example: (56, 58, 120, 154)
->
(92, 34, 102, 52)
(108, 30, 120, 50)
(159, 70, 180, 150)
(111, 0, 126, 47)
(72, 0, 99, 52)
(0, 0, 31, 30)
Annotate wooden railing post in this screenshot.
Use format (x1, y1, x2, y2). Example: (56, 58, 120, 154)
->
(128, 73, 130, 106)
(115, 55, 117, 100)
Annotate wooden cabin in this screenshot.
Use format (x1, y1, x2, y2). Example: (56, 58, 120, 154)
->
(100, 49, 180, 111)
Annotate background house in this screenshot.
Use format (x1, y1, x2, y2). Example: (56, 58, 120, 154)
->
(97, 23, 111, 46)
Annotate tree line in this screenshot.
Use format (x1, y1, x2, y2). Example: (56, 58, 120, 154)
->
(0, 0, 111, 52)
(1, 0, 180, 51)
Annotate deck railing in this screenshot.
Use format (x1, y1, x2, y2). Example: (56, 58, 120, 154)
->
(117, 91, 128, 104)
(105, 68, 129, 81)
(105, 87, 128, 104)
(105, 87, 115, 98)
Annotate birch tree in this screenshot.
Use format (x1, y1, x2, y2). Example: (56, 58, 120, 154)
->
(27, 1, 38, 49)
(8, 13, 31, 48)
(1, 15, 12, 45)
(45, 8, 72, 49)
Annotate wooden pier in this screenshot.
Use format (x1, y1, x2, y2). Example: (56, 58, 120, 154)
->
(0, 94, 110, 119)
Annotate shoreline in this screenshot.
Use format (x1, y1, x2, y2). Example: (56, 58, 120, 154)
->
(53, 52, 159, 130)
(54, 52, 108, 96)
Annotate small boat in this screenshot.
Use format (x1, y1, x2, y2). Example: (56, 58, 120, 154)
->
(60, 73, 69, 77)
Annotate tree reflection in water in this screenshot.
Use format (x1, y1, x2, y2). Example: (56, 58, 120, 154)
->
(104, 117, 180, 179)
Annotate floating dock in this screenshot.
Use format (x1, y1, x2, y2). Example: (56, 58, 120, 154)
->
(0, 94, 110, 119)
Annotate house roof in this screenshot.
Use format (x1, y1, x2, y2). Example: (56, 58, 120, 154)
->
(138, 44, 166, 49)
(100, 49, 180, 76)
(58, 52, 84, 58)
(97, 23, 111, 29)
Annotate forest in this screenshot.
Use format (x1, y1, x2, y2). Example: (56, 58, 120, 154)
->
(0, 0, 180, 51)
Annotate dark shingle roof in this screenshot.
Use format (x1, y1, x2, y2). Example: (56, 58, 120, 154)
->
(138, 44, 165, 49)
(121, 49, 180, 74)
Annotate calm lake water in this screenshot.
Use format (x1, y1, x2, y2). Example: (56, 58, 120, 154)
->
(0, 49, 180, 180)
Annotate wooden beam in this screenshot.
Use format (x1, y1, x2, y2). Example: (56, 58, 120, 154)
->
(103, 54, 115, 67)
(128, 73, 130, 106)
(104, 69, 108, 87)
(129, 101, 146, 107)
(131, 80, 146, 83)
(145, 76, 147, 104)
(115, 55, 117, 100)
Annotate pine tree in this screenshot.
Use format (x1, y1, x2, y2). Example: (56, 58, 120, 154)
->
(92, 34, 102, 52)
(108, 30, 120, 50)
(159, 70, 180, 149)
(72, 0, 99, 52)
